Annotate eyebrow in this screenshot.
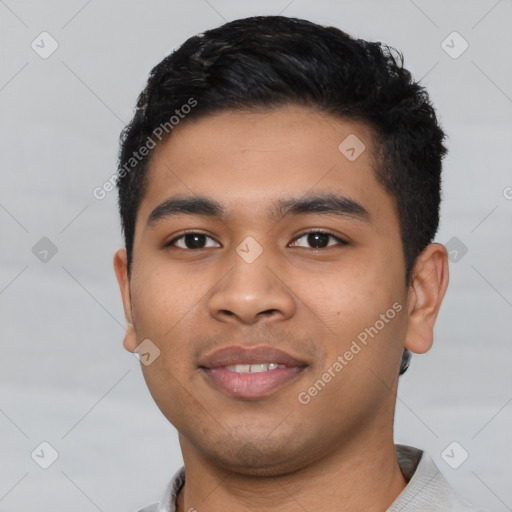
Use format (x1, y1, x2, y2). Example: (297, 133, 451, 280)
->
(147, 192, 371, 226)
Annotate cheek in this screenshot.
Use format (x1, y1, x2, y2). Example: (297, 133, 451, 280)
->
(140, 360, 195, 432)
(130, 258, 200, 338)
(299, 262, 398, 332)
(295, 275, 407, 425)
(132, 267, 199, 416)
(298, 257, 407, 378)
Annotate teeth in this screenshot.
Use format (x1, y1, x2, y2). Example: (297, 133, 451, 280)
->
(232, 364, 250, 373)
(249, 363, 267, 373)
(225, 363, 286, 373)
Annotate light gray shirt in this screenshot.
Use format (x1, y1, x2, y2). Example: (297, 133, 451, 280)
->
(137, 444, 486, 512)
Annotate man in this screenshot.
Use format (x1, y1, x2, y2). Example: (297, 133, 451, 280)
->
(113, 15, 484, 512)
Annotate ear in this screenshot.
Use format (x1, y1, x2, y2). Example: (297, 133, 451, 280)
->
(113, 248, 138, 353)
(404, 243, 449, 354)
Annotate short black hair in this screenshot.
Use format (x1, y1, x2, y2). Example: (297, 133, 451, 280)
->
(116, 15, 447, 376)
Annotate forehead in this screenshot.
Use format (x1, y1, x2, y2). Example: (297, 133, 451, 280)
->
(136, 105, 396, 231)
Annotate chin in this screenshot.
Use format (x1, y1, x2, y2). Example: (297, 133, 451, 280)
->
(189, 429, 322, 477)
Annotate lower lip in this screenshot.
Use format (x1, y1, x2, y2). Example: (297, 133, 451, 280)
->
(202, 366, 305, 399)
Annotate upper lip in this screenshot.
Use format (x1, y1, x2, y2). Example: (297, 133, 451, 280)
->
(199, 345, 308, 369)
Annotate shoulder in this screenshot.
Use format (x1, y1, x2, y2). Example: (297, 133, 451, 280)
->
(391, 445, 488, 512)
(134, 466, 185, 512)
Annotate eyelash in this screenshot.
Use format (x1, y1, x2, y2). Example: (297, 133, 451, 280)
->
(165, 230, 348, 250)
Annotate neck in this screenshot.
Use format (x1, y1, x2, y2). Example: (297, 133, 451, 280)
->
(176, 434, 407, 512)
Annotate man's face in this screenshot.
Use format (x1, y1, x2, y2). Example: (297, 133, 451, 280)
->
(118, 105, 411, 475)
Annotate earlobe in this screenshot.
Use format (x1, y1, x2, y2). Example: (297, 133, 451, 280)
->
(404, 243, 449, 354)
(113, 248, 138, 353)
(122, 324, 138, 353)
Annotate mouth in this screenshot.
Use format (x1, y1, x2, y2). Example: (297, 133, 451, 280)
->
(199, 345, 308, 399)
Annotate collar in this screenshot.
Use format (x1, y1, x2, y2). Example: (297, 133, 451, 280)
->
(141, 444, 480, 512)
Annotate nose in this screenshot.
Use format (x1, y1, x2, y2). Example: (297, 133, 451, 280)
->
(208, 249, 296, 325)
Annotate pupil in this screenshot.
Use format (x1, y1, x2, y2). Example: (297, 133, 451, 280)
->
(182, 233, 331, 250)
(309, 232, 329, 248)
(186, 234, 205, 249)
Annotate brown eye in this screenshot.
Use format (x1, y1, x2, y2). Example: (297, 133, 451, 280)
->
(167, 232, 220, 250)
(290, 231, 347, 249)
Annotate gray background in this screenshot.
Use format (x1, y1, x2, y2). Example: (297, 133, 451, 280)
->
(1, 0, 511, 510)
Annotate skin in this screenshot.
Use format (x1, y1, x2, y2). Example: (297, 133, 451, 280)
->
(114, 105, 449, 512)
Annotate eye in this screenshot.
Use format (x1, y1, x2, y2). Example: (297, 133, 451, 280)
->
(165, 230, 347, 251)
(166, 232, 220, 250)
(289, 230, 347, 250)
